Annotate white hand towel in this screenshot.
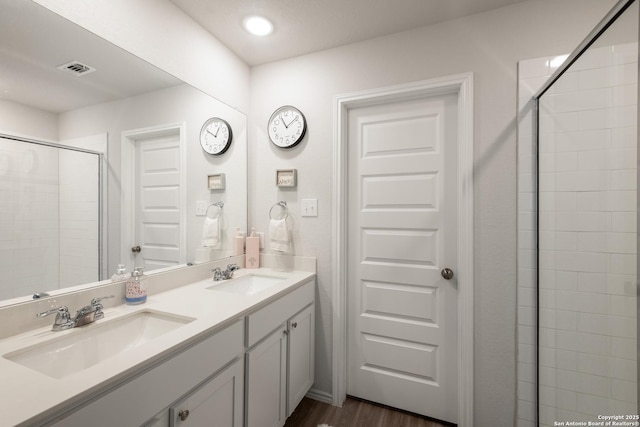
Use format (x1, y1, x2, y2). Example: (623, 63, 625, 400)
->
(201, 216, 220, 247)
(269, 218, 290, 252)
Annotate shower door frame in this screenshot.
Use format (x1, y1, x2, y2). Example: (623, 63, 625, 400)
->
(0, 132, 106, 283)
(531, 0, 639, 422)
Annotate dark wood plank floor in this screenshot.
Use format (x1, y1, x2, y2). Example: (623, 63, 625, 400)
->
(284, 397, 455, 427)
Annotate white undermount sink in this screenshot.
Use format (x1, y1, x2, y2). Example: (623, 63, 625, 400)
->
(207, 274, 285, 296)
(4, 310, 194, 379)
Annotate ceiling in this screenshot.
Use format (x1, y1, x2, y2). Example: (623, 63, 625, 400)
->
(0, 0, 180, 113)
(170, 0, 534, 66)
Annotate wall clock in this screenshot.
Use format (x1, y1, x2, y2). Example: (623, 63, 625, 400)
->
(268, 105, 307, 149)
(200, 117, 232, 155)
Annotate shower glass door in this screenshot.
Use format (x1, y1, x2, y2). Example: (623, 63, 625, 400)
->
(536, 1, 638, 425)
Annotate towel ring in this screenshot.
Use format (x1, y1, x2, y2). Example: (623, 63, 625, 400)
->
(206, 201, 224, 219)
(269, 201, 288, 220)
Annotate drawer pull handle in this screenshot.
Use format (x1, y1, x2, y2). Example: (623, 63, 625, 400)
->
(178, 409, 190, 421)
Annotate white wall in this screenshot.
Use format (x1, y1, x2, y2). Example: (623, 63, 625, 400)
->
(248, 0, 617, 425)
(32, 0, 250, 113)
(0, 99, 58, 142)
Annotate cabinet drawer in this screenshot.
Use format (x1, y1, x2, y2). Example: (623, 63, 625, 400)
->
(246, 280, 314, 348)
(52, 319, 244, 427)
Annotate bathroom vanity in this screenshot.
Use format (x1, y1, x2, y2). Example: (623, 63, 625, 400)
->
(0, 258, 315, 427)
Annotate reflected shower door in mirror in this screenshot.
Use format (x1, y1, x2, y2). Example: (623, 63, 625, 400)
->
(0, 0, 247, 304)
(0, 136, 103, 300)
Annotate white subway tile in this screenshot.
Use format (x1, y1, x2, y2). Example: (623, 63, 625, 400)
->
(611, 357, 637, 381)
(554, 88, 612, 113)
(611, 169, 637, 191)
(554, 171, 611, 192)
(551, 71, 578, 93)
(571, 46, 614, 71)
(519, 361, 536, 383)
(611, 212, 636, 233)
(555, 212, 612, 232)
(611, 126, 636, 150)
(540, 111, 578, 134)
(553, 129, 611, 152)
(612, 84, 637, 106)
(576, 393, 616, 416)
(519, 57, 552, 78)
(517, 399, 536, 422)
(519, 324, 536, 345)
(609, 294, 636, 317)
(611, 337, 635, 360)
(612, 379, 637, 403)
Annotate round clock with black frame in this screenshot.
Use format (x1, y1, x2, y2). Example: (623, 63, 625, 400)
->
(200, 117, 232, 155)
(268, 105, 307, 149)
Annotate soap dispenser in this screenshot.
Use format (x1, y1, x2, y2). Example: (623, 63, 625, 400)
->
(233, 227, 245, 256)
(111, 264, 128, 282)
(245, 228, 259, 269)
(126, 267, 148, 305)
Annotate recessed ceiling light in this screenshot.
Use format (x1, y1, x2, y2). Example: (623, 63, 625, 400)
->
(243, 15, 274, 36)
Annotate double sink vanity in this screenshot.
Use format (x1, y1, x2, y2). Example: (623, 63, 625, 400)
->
(0, 256, 316, 427)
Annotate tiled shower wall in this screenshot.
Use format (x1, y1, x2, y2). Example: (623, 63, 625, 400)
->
(0, 138, 99, 300)
(518, 43, 638, 427)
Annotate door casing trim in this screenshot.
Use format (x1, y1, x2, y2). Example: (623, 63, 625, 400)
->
(332, 73, 474, 426)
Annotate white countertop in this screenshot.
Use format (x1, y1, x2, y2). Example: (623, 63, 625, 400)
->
(0, 267, 315, 427)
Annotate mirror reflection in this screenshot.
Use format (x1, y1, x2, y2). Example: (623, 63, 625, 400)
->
(0, 0, 247, 304)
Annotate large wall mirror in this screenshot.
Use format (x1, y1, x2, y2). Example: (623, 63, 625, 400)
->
(0, 0, 247, 304)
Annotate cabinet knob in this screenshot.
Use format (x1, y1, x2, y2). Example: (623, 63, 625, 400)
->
(291, 322, 298, 328)
(283, 329, 289, 336)
(178, 409, 190, 421)
(441, 268, 454, 280)
(131, 245, 141, 253)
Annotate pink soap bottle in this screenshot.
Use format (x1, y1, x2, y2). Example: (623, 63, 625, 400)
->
(245, 228, 260, 269)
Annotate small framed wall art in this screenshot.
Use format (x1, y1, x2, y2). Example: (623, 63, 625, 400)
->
(276, 169, 297, 188)
(208, 173, 226, 190)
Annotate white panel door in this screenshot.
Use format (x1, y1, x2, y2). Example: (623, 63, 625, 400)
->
(347, 93, 459, 423)
(135, 133, 182, 271)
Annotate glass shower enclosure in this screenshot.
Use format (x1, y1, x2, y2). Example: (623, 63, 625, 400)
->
(533, 0, 638, 424)
(0, 135, 103, 301)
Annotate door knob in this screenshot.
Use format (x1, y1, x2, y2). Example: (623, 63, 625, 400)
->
(441, 268, 454, 280)
(131, 245, 141, 253)
(178, 409, 190, 421)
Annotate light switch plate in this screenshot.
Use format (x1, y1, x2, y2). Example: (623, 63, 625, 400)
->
(301, 198, 318, 217)
(196, 200, 208, 216)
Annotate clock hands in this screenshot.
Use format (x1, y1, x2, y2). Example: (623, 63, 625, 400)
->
(206, 125, 222, 138)
(280, 113, 299, 129)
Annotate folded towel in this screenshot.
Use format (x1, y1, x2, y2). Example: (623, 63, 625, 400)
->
(201, 216, 220, 247)
(269, 218, 290, 252)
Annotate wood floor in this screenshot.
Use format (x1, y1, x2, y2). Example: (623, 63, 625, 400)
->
(284, 397, 455, 427)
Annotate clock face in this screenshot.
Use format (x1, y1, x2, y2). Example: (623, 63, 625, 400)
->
(200, 117, 232, 155)
(268, 106, 307, 148)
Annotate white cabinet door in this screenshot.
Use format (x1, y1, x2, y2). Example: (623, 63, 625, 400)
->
(246, 325, 287, 427)
(287, 304, 314, 417)
(169, 358, 244, 427)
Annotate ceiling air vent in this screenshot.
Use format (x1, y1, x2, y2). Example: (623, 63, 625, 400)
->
(56, 60, 96, 76)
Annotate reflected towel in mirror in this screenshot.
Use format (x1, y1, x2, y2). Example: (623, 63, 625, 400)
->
(201, 217, 220, 247)
(269, 218, 290, 252)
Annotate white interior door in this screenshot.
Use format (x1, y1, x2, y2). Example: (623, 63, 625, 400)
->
(347, 93, 459, 424)
(133, 131, 182, 271)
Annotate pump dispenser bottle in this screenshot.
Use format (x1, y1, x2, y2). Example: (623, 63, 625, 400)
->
(245, 228, 259, 269)
(111, 264, 128, 282)
(126, 267, 148, 304)
(233, 228, 245, 256)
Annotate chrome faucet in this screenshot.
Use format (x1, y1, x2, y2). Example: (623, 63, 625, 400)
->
(211, 264, 239, 281)
(37, 295, 115, 331)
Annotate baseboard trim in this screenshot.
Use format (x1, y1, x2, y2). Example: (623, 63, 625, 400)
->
(306, 388, 334, 405)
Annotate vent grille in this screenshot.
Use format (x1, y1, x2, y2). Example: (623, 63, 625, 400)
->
(56, 61, 96, 76)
